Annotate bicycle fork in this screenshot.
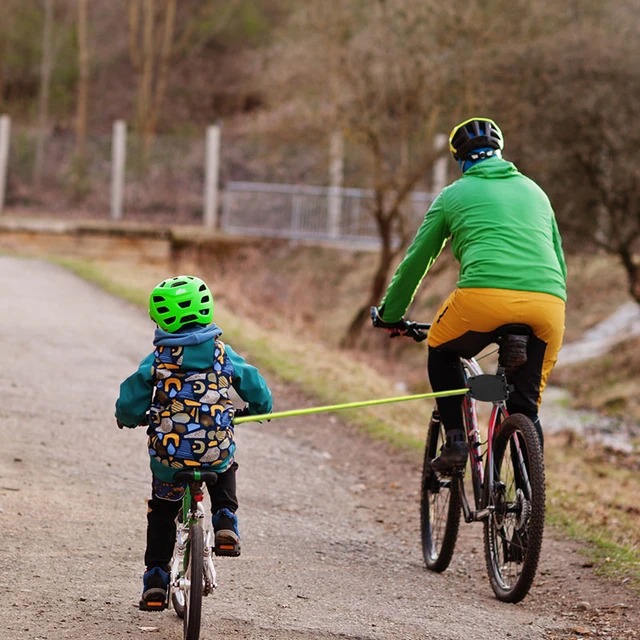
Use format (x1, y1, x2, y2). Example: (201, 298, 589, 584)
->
(169, 506, 218, 610)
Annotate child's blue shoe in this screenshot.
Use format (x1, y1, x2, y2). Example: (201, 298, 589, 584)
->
(139, 566, 169, 611)
(212, 508, 241, 557)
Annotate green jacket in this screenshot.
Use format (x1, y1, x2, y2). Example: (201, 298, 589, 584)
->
(380, 157, 567, 323)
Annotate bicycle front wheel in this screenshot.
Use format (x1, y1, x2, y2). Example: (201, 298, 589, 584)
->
(420, 414, 462, 572)
(483, 413, 545, 602)
(183, 522, 205, 640)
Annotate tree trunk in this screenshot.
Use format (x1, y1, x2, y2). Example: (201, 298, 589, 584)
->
(33, 0, 54, 189)
(341, 215, 395, 348)
(618, 246, 640, 304)
(139, 0, 154, 153)
(146, 0, 176, 155)
(75, 0, 89, 158)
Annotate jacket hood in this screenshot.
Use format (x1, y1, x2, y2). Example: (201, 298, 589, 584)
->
(153, 323, 223, 347)
(463, 156, 519, 180)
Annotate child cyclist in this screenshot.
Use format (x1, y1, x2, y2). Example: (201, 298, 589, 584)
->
(115, 275, 272, 611)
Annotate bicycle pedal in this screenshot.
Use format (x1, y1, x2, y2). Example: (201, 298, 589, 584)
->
(214, 543, 241, 557)
(139, 599, 167, 612)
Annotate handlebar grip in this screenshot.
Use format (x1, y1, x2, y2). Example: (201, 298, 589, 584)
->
(404, 323, 428, 342)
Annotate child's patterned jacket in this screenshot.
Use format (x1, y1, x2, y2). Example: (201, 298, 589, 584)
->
(116, 323, 272, 482)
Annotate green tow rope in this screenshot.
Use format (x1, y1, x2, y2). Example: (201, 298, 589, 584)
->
(233, 388, 468, 425)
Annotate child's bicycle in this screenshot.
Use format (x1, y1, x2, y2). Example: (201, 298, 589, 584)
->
(374, 310, 545, 603)
(168, 469, 219, 640)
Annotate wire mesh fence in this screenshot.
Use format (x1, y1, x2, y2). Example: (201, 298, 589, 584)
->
(222, 181, 434, 248)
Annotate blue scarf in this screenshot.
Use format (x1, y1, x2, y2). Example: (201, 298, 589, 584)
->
(459, 148, 502, 173)
(153, 323, 223, 347)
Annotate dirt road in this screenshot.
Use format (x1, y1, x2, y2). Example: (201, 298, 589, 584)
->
(0, 256, 638, 640)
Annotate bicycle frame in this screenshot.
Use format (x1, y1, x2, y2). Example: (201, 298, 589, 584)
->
(459, 357, 531, 524)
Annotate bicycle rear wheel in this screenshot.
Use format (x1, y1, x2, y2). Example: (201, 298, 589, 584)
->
(483, 413, 545, 602)
(420, 413, 462, 572)
(183, 522, 204, 640)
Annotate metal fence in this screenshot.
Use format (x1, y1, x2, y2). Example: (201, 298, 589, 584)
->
(222, 181, 435, 248)
(0, 116, 444, 248)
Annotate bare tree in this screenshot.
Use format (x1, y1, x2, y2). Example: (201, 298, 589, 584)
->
(128, 0, 177, 159)
(33, 0, 55, 188)
(268, 1, 462, 346)
(493, 18, 640, 303)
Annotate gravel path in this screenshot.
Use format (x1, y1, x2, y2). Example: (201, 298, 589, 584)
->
(0, 256, 638, 640)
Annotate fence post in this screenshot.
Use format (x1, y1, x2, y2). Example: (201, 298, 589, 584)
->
(432, 133, 448, 194)
(110, 120, 127, 220)
(328, 130, 344, 237)
(203, 124, 221, 229)
(0, 115, 10, 214)
(290, 193, 302, 247)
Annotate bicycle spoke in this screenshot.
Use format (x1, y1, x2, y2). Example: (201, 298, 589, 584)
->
(420, 416, 462, 572)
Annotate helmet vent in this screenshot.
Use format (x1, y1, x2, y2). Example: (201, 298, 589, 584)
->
(178, 300, 191, 309)
(156, 306, 169, 314)
(165, 316, 176, 325)
(198, 284, 207, 291)
(180, 314, 198, 324)
(171, 280, 188, 287)
(152, 295, 165, 303)
(201, 295, 210, 303)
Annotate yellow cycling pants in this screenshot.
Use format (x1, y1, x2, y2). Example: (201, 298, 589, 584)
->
(428, 288, 565, 410)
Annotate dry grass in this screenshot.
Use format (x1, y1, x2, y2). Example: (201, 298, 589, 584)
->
(545, 432, 640, 583)
(553, 336, 640, 423)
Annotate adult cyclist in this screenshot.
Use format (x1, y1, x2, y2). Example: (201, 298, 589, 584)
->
(373, 117, 566, 472)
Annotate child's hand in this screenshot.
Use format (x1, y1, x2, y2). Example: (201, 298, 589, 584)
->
(234, 406, 251, 418)
(116, 418, 127, 430)
(233, 406, 271, 423)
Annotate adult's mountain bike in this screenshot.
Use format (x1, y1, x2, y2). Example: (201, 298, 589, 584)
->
(373, 310, 545, 603)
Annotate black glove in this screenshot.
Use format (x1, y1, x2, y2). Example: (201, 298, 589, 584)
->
(371, 306, 428, 342)
(371, 306, 410, 337)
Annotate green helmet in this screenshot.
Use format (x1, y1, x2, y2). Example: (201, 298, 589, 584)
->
(149, 275, 213, 332)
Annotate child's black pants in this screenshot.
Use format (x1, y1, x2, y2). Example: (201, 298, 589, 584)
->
(145, 462, 238, 570)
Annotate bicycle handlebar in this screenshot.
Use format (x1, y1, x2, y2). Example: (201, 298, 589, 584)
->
(370, 306, 430, 342)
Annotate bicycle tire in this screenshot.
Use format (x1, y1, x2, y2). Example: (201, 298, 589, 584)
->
(483, 413, 545, 603)
(183, 522, 205, 640)
(420, 415, 462, 572)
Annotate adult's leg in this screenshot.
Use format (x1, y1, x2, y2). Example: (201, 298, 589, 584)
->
(428, 346, 466, 434)
(506, 335, 548, 449)
(507, 291, 566, 450)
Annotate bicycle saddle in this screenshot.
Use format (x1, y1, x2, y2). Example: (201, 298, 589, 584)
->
(494, 324, 532, 336)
